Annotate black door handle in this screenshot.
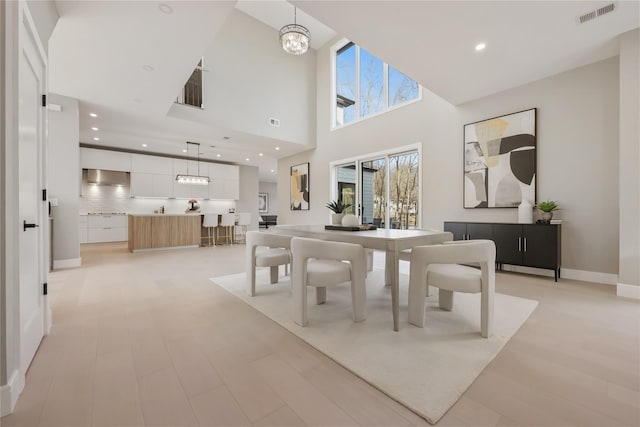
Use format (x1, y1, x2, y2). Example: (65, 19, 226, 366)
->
(23, 220, 39, 231)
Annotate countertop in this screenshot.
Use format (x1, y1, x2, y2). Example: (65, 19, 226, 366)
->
(127, 213, 204, 217)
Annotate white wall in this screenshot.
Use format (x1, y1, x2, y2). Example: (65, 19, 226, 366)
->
(167, 9, 316, 147)
(48, 93, 80, 264)
(25, 0, 58, 54)
(237, 165, 259, 231)
(279, 38, 622, 277)
(258, 181, 278, 216)
(618, 28, 640, 294)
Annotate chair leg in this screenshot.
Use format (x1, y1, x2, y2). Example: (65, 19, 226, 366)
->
(408, 263, 428, 327)
(270, 266, 279, 284)
(292, 267, 308, 326)
(439, 289, 454, 311)
(315, 287, 326, 305)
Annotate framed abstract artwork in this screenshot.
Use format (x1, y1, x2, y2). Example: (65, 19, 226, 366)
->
(464, 108, 537, 208)
(290, 162, 310, 210)
(258, 193, 269, 213)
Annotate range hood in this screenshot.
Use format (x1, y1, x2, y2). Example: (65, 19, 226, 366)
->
(85, 169, 130, 186)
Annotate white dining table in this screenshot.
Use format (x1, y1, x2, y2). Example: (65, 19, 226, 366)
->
(274, 224, 453, 331)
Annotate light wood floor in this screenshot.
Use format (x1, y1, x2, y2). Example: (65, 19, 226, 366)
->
(2, 242, 639, 427)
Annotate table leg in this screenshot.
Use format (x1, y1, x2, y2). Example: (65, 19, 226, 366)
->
(387, 249, 400, 331)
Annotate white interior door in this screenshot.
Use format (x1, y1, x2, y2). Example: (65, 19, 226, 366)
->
(19, 13, 45, 374)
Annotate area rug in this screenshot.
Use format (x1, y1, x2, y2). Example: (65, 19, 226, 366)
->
(211, 268, 537, 424)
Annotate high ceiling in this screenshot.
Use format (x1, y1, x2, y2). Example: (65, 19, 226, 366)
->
(49, 1, 639, 182)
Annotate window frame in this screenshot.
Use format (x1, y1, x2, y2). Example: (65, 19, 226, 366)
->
(331, 39, 422, 130)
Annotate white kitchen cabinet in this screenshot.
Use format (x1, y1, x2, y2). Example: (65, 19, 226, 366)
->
(81, 147, 131, 172)
(131, 154, 173, 175)
(79, 215, 88, 244)
(131, 172, 154, 197)
(152, 174, 174, 197)
(86, 214, 128, 243)
(209, 178, 239, 200)
(173, 159, 206, 176)
(174, 181, 208, 199)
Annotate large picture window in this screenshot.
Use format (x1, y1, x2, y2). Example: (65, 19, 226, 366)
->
(333, 41, 420, 128)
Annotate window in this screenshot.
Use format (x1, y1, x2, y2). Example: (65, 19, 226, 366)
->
(331, 144, 421, 229)
(333, 41, 420, 128)
(177, 58, 204, 108)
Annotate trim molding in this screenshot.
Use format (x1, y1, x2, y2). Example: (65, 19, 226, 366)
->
(617, 283, 640, 299)
(0, 369, 19, 417)
(500, 265, 618, 285)
(53, 257, 81, 269)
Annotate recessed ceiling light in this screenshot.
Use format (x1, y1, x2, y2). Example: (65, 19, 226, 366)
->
(475, 43, 486, 51)
(89, 113, 97, 117)
(182, 149, 187, 153)
(142, 64, 154, 72)
(259, 153, 263, 156)
(275, 147, 280, 150)
(93, 137, 100, 141)
(216, 154, 221, 158)
(158, 3, 173, 14)
(271, 169, 275, 173)
(142, 144, 148, 147)
(91, 127, 99, 131)
(245, 158, 250, 161)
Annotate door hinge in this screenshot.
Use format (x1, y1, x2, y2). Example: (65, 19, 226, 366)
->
(42, 94, 47, 107)
(42, 189, 47, 201)
(43, 282, 48, 295)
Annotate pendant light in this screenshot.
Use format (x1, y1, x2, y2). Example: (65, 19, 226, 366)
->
(176, 141, 210, 185)
(279, 6, 310, 56)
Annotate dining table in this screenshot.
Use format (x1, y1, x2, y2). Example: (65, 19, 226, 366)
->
(273, 224, 453, 331)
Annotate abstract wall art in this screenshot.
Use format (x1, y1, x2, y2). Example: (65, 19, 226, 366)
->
(464, 108, 537, 208)
(258, 193, 269, 213)
(290, 162, 310, 210)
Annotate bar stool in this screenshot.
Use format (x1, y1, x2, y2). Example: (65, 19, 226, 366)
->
(235, 213, 251, 244)
(201, 214, 218, 247)
(218, 213, 235, 245)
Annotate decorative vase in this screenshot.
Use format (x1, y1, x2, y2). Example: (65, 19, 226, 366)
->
(541, 212, 553, 222)
(341, 214, 359, 227)
(518, 200, 533, 223)
(331, 213, 344, 225)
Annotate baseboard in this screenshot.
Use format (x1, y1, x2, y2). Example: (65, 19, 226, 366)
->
(53, 257, 81, 269)
(0, 369, 20, 417)
(500, 265, 618, 285)
(617, 283, 640, 299)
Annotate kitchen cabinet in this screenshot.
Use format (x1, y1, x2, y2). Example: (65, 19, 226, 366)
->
(444, 221, 561, 281)
(81, 147, 131, 172)
(79, 214, 88, 244)
(128, 214, 200, 252)
(131, 154, 173, 175)
(209, 178, 239, 200)
(131, 173, 174, 198)
(86, 214, 128, 243)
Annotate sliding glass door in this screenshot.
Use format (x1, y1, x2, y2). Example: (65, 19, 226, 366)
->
(332, 145, 420, 229)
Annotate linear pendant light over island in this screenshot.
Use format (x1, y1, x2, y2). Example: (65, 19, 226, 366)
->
(175, 141, 210, 185)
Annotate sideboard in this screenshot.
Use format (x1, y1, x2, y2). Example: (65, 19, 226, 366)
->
(444, 221, 561, 281)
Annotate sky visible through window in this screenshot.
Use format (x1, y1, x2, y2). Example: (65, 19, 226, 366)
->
(335, 42, 419, 127)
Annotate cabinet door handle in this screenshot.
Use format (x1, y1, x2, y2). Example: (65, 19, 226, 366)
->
(103, 227, 112, 230)
(524, 237, 527, 252)
(518, 237, 522, 252)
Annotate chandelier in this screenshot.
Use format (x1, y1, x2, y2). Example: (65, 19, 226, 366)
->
(176, 142, 210, 185)
(279, 7, 310, 56)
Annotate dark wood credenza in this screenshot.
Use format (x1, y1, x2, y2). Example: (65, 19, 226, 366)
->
(444, 221, 561, 281)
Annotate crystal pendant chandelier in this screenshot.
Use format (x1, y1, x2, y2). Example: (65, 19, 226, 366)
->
(176, 142, 210, 185)
(279, 6, 310, 56)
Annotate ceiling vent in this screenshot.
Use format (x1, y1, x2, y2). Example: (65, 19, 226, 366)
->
(577, 2, 616, 24)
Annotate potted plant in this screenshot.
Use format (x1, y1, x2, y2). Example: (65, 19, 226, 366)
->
(536, 200, 558, 223)
(326, 200, 351, 225)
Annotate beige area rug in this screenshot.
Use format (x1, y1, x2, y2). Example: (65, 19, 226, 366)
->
(211, 268, 538, 424)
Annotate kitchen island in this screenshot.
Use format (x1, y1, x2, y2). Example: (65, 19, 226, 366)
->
(128, 213, 201, 252)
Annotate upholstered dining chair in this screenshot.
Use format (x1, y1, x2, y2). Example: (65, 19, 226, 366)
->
(290, 237, 367, 327)
(408, 240, 496, 338)
(235, 212, 251, 244)
(218, 213, 236, 245)
(246, 231, 292, 297)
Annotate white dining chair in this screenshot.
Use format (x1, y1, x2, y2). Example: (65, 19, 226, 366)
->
(246, 231, 292, 296)
(408, 240, 496, 338)
(218, 213, 236, 245)
(201, 214, 218, 247)
(290, 237, 367, 327)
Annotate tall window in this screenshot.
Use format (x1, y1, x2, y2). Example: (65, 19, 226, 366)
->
(334, 41, 420, 128)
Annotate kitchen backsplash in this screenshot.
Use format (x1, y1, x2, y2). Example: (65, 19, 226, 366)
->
(80, 183, 235, 214)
